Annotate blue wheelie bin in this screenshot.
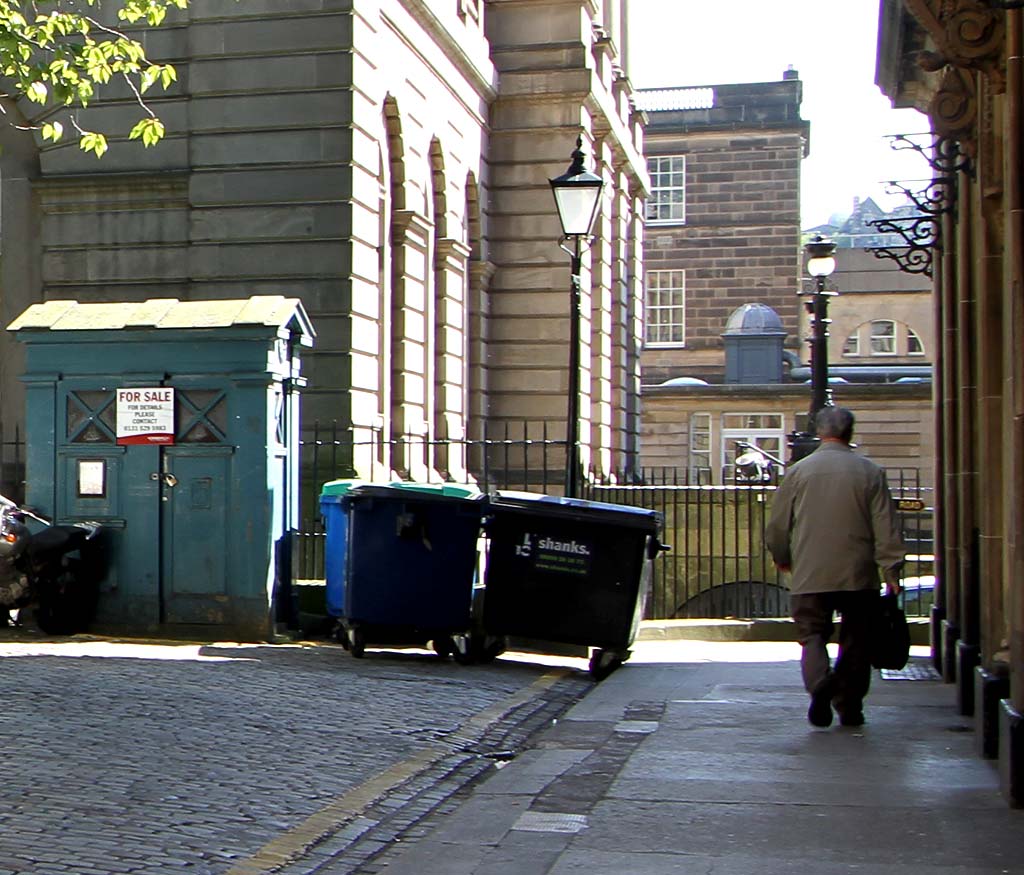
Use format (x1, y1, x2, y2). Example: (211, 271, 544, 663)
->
(321, 481, 485, 658)
(319, 479, 368, 621)
(481, 491, 664, 679)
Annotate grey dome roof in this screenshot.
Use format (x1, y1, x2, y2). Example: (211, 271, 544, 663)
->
(723, 303, 785, 335)
(659, 376, 709, 386)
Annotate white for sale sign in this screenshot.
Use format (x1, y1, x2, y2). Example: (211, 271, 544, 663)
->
(116, 388, 175, 445)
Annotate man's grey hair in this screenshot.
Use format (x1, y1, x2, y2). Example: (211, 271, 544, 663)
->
(814, 406, 855, 442)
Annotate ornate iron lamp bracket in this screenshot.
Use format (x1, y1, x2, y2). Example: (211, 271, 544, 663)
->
(867, 216, 940, 277)
(864, 134, 964, 278)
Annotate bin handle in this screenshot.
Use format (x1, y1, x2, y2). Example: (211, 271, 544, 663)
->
(649, 539, 671, 559)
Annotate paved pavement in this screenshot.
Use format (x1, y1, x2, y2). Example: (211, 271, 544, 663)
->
(1, 633, 1022, 874)
(315, 641, 1024, 875)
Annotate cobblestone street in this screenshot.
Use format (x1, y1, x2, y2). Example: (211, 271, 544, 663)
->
(0, 632, 590, 875)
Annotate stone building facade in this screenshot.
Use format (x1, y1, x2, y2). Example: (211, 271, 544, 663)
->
(641, 381, 934, 481)
(634, 73, 935, 486)
(635, 75, 808, 386)
(877, 0, 1024, 805)
(0, 0, 647, 491)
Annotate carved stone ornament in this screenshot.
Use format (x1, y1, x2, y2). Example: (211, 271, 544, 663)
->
(946, 2, 1005, 62)
(931, 66, 979, 142)
(904, 0, 1006, 152)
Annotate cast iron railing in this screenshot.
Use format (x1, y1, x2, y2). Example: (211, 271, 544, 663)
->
(296, 421, 571, 582)
(294, 424, 934, 620)
(587, 467, 933, 620)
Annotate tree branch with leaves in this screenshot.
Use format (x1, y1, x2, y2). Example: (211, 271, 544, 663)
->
(0, 0, 188, 157)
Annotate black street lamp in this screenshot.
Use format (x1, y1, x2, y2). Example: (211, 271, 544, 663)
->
(789, 234, 838, 463)
(549, 136, 604, 498)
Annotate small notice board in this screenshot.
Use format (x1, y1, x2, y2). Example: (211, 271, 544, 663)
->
(116, 388, 175, 445)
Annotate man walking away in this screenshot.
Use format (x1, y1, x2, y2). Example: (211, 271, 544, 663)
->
(765, 406, 906, 728)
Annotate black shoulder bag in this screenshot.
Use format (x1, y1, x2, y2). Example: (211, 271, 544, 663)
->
(870, 592, 911, 671)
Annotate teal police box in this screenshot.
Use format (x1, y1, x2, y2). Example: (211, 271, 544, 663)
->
(8, 296, 315, 639)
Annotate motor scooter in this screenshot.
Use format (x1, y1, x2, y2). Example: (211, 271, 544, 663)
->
(0, 494, 103, 635)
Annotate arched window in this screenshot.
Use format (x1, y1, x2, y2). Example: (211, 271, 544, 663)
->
(869, 320, 896, 356)
(907, 327, 924, 356)
(843, 320, 926, 358)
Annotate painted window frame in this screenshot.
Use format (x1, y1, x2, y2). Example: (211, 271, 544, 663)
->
(869, 319, 897, 356)
(907, 327, 925, 356)
(689, 412, 712, 477)
(720, 413, 786, 477)
(645, 268, 686, 347)
(646, 155, 686, 225)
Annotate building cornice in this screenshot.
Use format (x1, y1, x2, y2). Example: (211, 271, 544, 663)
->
(396, 0, 498, 102)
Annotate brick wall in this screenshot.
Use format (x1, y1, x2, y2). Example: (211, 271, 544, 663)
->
(639, 79, 807, 385)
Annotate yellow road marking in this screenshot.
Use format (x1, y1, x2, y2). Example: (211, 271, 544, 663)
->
(225, 669, 569, 875)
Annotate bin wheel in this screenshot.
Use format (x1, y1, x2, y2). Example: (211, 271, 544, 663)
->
(333, 622, 349, 649)
(432, 637, 454, 659)
(453, 634, 505, 666)
(348, 627, 365, 659)
(589, 648, 624, 682)
(451, 634, 475, 665)
(480, 636, 506, 664)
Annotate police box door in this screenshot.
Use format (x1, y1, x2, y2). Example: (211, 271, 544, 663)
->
(158, 441, 234, 625)
(151, 386, 233, 625)
(60, 383, 233, 626)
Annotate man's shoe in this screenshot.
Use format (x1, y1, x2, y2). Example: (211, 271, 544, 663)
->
(807, 681, 834, 728)
(838, 710, 865, 727)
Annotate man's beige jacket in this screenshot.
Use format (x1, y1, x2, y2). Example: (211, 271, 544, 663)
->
(765, 441, 906, 594)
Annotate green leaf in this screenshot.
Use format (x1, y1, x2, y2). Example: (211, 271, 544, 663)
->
(79, 132, 108, 158)
(129, 117, 166, 147)
(26, 81, 48, 103)
(41, 121, 64, 142)
(0, 0, 190, 158)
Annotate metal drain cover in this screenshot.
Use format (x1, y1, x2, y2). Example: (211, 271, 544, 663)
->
(881, 662, 941, 681)
(614, 720, 659, 734)
(513, 812, 589, 834)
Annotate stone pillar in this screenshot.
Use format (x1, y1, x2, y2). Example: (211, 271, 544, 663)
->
(467, 258, 495, 430)
(931, 240, 947, 675)
(433, 238, 472, 480)
(955, 173, 979, 716)
(390, 209, 432, 480)
(940, 195, 961, 685)
(588, 140, 615, 480)
(976, 217, 1006, 685)
(623, 186, 645, 468)
(1003, 7, 1024, 807)
(608, 160, 632, 472)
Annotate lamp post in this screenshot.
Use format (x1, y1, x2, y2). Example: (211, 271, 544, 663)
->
(549, 136, 604, 497)
(789, 234, 838, 462)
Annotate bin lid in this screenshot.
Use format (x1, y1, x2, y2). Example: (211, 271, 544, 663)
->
(488, 490, 661, 529)
(320, 478, 370, 497)
(347, 483, 484, 505)
(383, 482, 483, 500)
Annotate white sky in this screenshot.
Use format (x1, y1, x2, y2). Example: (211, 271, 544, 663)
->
(626, 0, 932, 228)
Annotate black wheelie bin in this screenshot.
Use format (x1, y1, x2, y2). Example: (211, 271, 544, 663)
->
(481, 491, 665, 679)
(322, 482, 485, 658)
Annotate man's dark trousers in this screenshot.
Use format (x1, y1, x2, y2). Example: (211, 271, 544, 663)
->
(791, 589, 878, 717)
